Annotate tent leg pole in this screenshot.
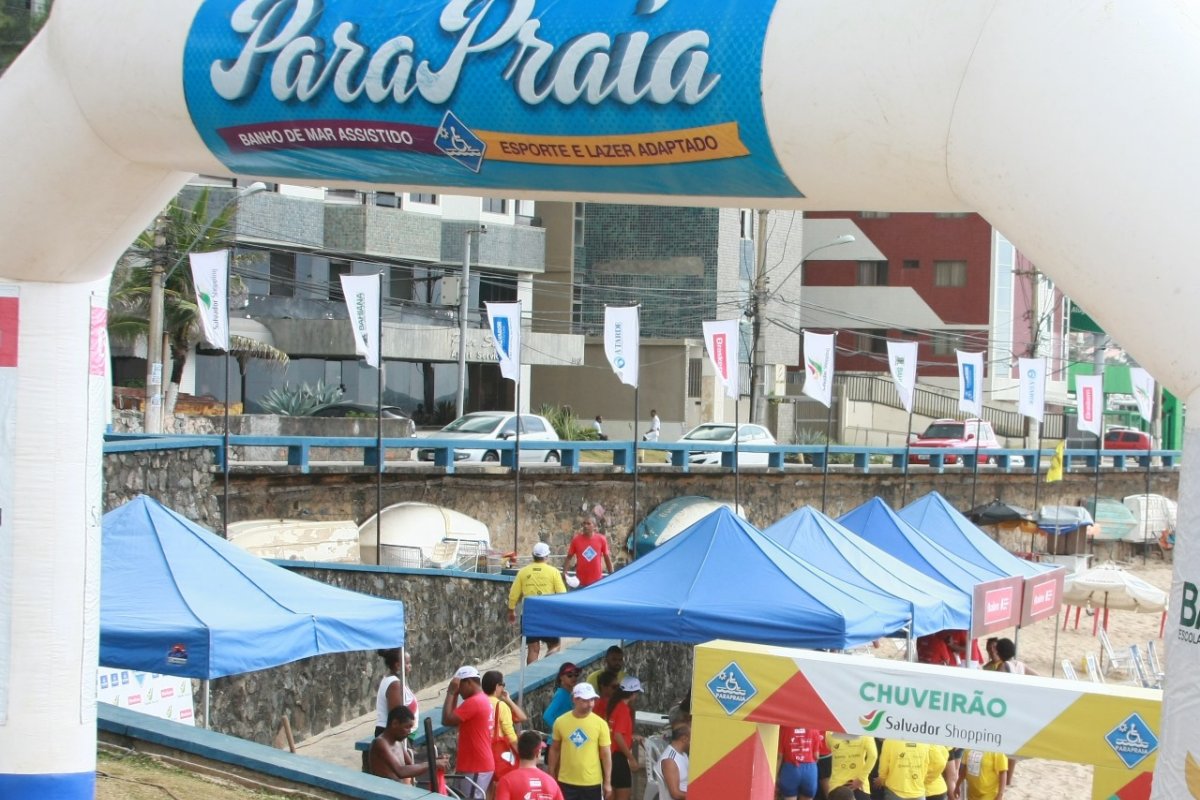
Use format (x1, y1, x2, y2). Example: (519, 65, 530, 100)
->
(517, 637, 527, 705)
(204, 680, 211, 730)
(1052, 608, 1061, 678)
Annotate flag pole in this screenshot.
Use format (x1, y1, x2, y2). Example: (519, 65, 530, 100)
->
(513, 372, 521, 556)
(222, 252, 231, 538)
(970, 417, 984, 510)
(376, 270, 384, 566)
(1032, 445, 1044, 556)
(734, 397, 741, 511)
(902, 405, 914, 506)
(821, 399, 834, 513)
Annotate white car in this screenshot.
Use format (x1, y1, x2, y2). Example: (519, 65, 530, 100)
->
(417, 412, 561, 464)
(680, 423, 776, 467)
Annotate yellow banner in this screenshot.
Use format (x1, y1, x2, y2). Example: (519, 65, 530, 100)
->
(476, 122, 749, 167)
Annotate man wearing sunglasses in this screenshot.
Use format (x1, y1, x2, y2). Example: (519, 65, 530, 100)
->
(543, 662, 581, 729)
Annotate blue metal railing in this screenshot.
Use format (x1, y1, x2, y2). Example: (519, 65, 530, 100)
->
(102, 433, 1181, 476)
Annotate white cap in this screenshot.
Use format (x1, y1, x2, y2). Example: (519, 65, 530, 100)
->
(532, 542, 551, 558)
(565, 574, 581, 589)
(573, 683, 599, 700)
(619, 676, 643, 693)
(454, 666, 480, 681)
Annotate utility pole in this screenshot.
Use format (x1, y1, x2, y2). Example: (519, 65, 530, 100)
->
(144, 214, 167, 434)
(750, 209, 770, 425)
(456, 226, 486, 419)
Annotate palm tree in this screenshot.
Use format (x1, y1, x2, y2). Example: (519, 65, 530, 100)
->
(109, 188, 288, 417)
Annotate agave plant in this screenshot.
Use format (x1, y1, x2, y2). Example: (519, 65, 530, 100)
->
(258, 381, 345, 416)
(538, 404, 598, 441)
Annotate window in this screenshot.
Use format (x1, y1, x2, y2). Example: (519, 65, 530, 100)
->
(687, 357, 703, 398)
(739, 210, 754, 239)
(328, 260, 352, 300)
(389, 265, 413, 302)
(860, 211, 890, 219)
(407, 192, 438, 206)
(934, 212, 969, 219)
(522, 416, 546, 434)
(934, 260, 968, 287)
(325, 188, 361, 204)
(269, 252, 295, 297)
(373, 191, 399, 208)
(932, 332, 961, 355)
(481, 197, 508, 214)
(857, 261, 888, 286)
(857, 329, 888, 354)
(573, 203, 585, 244)
(903, 259, 920, 270)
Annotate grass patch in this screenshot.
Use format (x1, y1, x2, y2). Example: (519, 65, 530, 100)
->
(97, 749, 293, 800)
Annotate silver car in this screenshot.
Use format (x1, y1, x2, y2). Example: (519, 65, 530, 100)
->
(417, 412, 562, 464)
(680, 423, 776, 467)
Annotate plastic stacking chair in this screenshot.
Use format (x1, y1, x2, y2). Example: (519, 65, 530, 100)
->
(1061, 659, 1079, 681)
(1085, 653, 1106, 684)
(1098, 628, 1132, 673)
(1147, 640, 1166, 687)
(427, 539, 461, 569)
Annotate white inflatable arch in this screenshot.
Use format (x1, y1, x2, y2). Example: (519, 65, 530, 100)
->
(1, 1, 1197, 796)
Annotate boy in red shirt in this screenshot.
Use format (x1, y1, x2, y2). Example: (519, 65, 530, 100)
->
(443, 665, 496, 799)
(564, 516, 613, 587)
(496, 731, 565, 800)
(777, 727, 827, 800)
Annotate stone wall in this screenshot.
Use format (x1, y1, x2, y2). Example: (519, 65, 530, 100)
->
(104, 445, 223, 527)
(202, 565, 514, 744)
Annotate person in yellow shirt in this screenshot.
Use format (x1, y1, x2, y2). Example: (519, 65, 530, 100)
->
(549, 683, 612, 800)
(875, 739, 930, 800)
(507, 542, 566, 663)
(956, 749, 1008, 800)
(924, 744, 950, 800)
(824, 732, 877, 799)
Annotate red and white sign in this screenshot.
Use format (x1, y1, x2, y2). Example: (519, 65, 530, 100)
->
(971, 576, 1024, 635)
(702, 319, 740, 400)
(1075, 374, 1104, 437)
(1021, 569, 1066, 625)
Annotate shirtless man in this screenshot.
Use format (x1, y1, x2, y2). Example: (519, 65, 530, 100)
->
(369, 706, 449, 784)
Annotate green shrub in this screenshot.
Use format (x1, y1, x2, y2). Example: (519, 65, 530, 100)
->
(258, 380, 344, 416)
(539, 404, 598, 441)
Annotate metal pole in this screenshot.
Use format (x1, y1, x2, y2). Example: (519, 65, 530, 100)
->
(1092, 431, 1102, 558)
(734, 398, 741, 511)
(518, 636, 527, 704)
(513, 375, 521, 555)
(633, 384, 640, 555)
(821, 399, 834, 513)
(901, 406, 915, 506)
(455, 230, 473, 418)
(970, 419, 983, 510)
(222, 260, 232, 537)
(1032, 447, 1043, 556)
(377, 270, 385, 565)
(145, 214, 167, 434)
(204, 679, 211, 730)
(750, 209, 769, 425)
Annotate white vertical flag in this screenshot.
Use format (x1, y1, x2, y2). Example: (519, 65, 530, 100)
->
(1017, 357, 1046, 422)
(189, 250, 230, 351)
(340, 273, 381, 368)
(886, 340, 918, 413)
(603, 305, 639, 387)
(486, 301, 522, 382)
(956, 350, 984, 417)
(1075, 374, 1104, 437)
(802, 331, 836, 408)
(702, 319, 740, 400)
(1130, 367, 1155, 423)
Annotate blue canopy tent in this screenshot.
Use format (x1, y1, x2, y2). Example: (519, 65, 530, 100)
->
(838, 498, 1004, 592)
(899, 491, 1055, 578)
(101, 496, 406, 680)
(763, 506, 970, 634)
(522, 507, 913, 650)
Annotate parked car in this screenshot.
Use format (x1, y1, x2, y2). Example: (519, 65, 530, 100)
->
(679, 423, 776, 467)
(1104, 427, 1152, 450)
(908, 418, 1000, 464)
(311, 403, 416, 436)
(417, 412, 561, 464)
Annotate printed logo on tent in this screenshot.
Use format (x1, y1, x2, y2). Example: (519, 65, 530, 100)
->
(569, 728, 590, 748)
(434, 111, 486, 173)
(1105, 713, 1158, 769)
(583, 546, 598, 562)
(166, 644, 189, 666)
(707, 661, 756, 715)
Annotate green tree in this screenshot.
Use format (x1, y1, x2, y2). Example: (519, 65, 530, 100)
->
(109, 188, 288, 417)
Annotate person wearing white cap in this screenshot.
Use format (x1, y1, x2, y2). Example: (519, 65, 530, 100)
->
(507, 541, 566, 664)
(442, 665, 495, 799)
(604, 676, 644, 800)
(549, 682, 612, 800)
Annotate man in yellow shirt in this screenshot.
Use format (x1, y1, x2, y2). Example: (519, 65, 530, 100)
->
(508, 542, 566, 663)
(923, 744, 950, 800)
(875, 739, 930, 800)
(549, 683, 612, 800)
(824, 733, 877, 799)
(956, 749, 1008, 800)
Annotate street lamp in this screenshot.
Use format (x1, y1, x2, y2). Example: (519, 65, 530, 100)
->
(749, 227, 857, 424)
(144, 182, 267, 433)
(455, 225, 487, 418)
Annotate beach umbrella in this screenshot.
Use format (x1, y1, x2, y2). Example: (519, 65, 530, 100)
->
(1063, 562, 1167, 613)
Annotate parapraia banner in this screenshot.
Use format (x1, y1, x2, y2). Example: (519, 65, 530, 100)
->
(182, 0, 797, 199)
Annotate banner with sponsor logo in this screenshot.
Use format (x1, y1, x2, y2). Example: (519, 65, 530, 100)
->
(886, 340, 918, 413)
(1020, 568, 1066, 626)
(0, 286, 15, 724)
(604, 305, 639, 387)
(689, 642, 1160, 800)
(1075, 374, 1104, 437)
(802, 331, 835, 408)
(340, 273, 381, 368)
(1017, 357, 1046, 422)
(956, 350, 984, 418)
(1129, 367, 1155, 424)
(486, 302, 522, 382)
(97, 667, 195, 726)
(702, 319, 740, 400)
(182, 1, 797, 200)
(970, 576, 1025, 636)
(189, 250, 230, 350)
